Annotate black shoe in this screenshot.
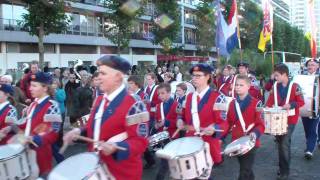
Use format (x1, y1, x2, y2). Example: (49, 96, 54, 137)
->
(143, 162, 155, 169)
(304, 151, 313, 160)
(277, 174, 288, 180)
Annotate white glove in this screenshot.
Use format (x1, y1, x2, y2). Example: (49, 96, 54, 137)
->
(249, 132, 257, 142)
(176, 119, 184, 130)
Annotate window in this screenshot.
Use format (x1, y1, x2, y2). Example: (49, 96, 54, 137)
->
(132, 48, 154, 55)
(60, 45, 97, 54)
(100, 46, 117, 54)
(6, 43, 19, 53)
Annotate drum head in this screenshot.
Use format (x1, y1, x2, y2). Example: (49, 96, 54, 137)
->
(0, 144, 24, 160)
(162, 137, 203, 157)
(48, 152, 100, 180)
(224, 136, 254, 156)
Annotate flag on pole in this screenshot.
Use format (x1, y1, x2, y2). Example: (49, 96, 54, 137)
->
(308, 0, 317, 59)
(258, 0, 273, 52)
(215, 0, 239, 57)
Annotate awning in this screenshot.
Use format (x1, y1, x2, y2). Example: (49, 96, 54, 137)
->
(157, 55, 209, 61)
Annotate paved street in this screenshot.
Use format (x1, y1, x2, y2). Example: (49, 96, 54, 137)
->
(63, 121, 320, 180)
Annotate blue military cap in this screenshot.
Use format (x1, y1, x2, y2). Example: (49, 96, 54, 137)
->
(237, 62, 249, 68)
(96, 55, 131, 74)
(31, 72, 53, 85)
(189, 63, 213, 74)
(0, 84, 14, 95)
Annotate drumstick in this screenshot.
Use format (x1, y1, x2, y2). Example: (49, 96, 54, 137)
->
(59, 143, 69, 154)
(76, 135, 127, 151)
(27, 139, 39, 148)
(171, 129, 180, 138)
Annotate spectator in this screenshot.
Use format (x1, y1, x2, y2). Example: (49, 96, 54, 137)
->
(70, 72, 93, 124)
(61, 68, 70, 89)
(174, 66, 183, 82)
(65, 73, 80, 124)
(91, 71, 102, 100)
(19, 61, 39, 104)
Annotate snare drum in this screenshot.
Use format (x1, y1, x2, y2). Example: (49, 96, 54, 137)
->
(148, 131, 170, 151)
(0, 144, 30, 180)
(263, 108, 288, 135)
(156, 137, 213, 180)
(223, 136, 255, 157)
(48, 152, 114, 180)
(292, 75, 319, 117)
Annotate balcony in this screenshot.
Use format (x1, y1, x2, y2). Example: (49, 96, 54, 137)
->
(185, 38, 196, 44)
(185, 18, 196, 25)
(0, 18, 29, 32)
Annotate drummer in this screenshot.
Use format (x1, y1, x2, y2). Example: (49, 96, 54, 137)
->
(225, 75, 265, 180)
(300, 59, 319, 159)
(230, 62, 262, 101)
(63, 55, 149, 180)
(181, 63, 227, 165)
(265, 64, 305, 180)
(3, 72, 62, 177)
(0, 84, 17, 144)
(154, 83, 179, 180)
(127, 75, 145, 100)
(214, 64, 233, 96)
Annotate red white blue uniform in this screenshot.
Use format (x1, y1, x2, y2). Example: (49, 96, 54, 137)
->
(0, 101, 17, 144)
(83, 85, 149, 180)
(155, 97, 179, 138)
(266, 81, 305, 125)
(183, 87, 227, 164)
(215, 75, 233, 96)
(226, 95, 265, 147)
(144, 84, 161, 118)
(20, 96, 61, 175)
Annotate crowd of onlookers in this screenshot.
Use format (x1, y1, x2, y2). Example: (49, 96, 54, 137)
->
(0, 61, 185, 128)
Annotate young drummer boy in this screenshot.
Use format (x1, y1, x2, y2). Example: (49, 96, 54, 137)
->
(226, 75, 265, 180)
(154, 83, 179, 180)
(266, 64, 305, 180)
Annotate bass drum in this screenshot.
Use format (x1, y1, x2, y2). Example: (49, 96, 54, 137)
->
(170, 81, 195, 97)
(292, 75, 319, 118)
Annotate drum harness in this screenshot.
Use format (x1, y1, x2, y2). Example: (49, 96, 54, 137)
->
(273, 81, 295, 116)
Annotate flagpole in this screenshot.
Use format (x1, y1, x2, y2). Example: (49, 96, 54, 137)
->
(271, 35, 274, 71)
(235, 1, 243, 62)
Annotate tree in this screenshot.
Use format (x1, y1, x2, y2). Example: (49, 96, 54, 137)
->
(195, 1, 215, 56)
(152, 0, 180, 54)
(20, 0, 70, 69)
(103, 0, 144, 54)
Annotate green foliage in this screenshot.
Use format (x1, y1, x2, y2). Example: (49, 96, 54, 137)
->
(104, 0, 145, 54)
(152, 0, 180, 54)
(195, 1, 215, 56)
(20, 0, 70, 36)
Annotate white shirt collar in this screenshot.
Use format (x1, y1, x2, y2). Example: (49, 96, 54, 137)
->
(148, 83, 155, 89)
(0, 101, 10, 111)
(35, 95, 50, 104)
(104, 84, 125, 102)
(196, 86, 210, 99)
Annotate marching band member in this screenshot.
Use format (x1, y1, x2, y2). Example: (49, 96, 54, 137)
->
(12, 72, 61, 177)
(182, 63, 227, 165)
(127, 75, 145, 100)
(226, 75, 265, 180)
(144, 73, 161, 169)
(0, 84, 17, 144)
(230, 62, 262, 101)
(215, 65, 234, 96)
(301, 59, 319, 159)
(266, 64, 305, 180)
(63, 55, 149, 180)
(154, 83, 179, 180)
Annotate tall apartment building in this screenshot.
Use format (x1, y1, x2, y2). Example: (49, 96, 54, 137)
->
(0, 0, 208, 74)
(254, 0, 291, 23)
(290, 0, 320, 53)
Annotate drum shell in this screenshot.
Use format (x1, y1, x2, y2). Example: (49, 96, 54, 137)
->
(48, 152, 114, 180)
(0, 144, 30, 179)
(156, 137, 213, 180)
(223, 136, 255, 157)
(263, 108, 288, 135)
